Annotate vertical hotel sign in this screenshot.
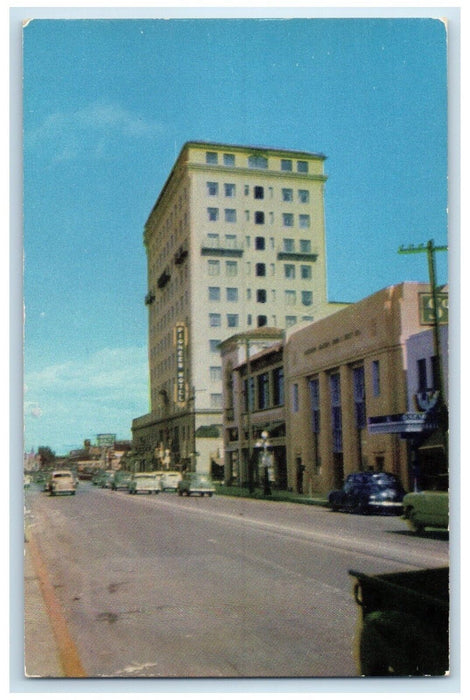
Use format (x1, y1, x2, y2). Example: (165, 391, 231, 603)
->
(174, 322, 188, 407)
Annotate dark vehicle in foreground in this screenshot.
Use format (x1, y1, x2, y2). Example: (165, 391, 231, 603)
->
(328, 471, 406, 515)
(349, 567, 449, 676)
(177, 472, 215, 497)
(111, 471, 133, 491)
(402, 490, 449, 534)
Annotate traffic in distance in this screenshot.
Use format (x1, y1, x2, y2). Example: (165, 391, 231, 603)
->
(27, 466, 449, 533)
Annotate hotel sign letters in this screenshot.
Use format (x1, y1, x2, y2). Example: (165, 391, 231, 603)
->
(174, 323, 188, 406)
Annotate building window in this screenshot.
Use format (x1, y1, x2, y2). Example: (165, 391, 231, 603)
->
(247, 314, 252, 325)
(227, 314, 239, 328)
(285, 315, 297, 327)
(285, 290, 296, 305)
(226, 260, 238, 277)
(256, 289, 267, 303)
(208, 207, 219, 221)
(208, 260, 220, 276)
(256, 262, 266, 276)
(292, 383, 299, 412)
(301, 291, 313, 306)
(300, 239, 312, 253)
(254, 186, 264, 199)
(282, 188, 293, 202)
(330, 373, 343, 452)
(225, 208, 237, 223)
(209, 339, 221, 353)
(226, 287, 238, 302)
(299, 215, 310, 229)
(255, 236, 265, 250)
(417, 358, 427, 392)
(273, 367, 284, 406)
(210, 393, 223, 409)
(297, 160, 308, 173)
(206, 151, 218, 164)
(223, 153, 235, 166)
(244, 377, 255, 412)
(309, 378, 320, 433)
(257, 315, 267, 327)
(207, 181, 218, 196)
(298, 189, 310, 203)
(284, 264, 296, 279)
(372, 360, 381, 396)
(283, 238, 295, 253)
(246, 288, 252, 300)
(224, 183, 236, 197)
(208, 286, 220, 301)
(255, 211, 265, 225)
(257, 373, 270, 410)
(283, 213, 294, 227)
(301, 265, 312, 280)
(353, 366, 366, 429)
(281, 159, 292, 172)
(248, 154, 268, 169)
(210, 366, 222, 382)
(207, 232, 220, 246)
(244, 185, 250, 196)
(225, 234, 237, 249)
(209, 313, 221, 327)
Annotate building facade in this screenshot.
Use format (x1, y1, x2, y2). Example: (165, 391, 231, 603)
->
(132, 141, 346, 470)
(284, 282, 446, 494)
(219, 328, 285, 487)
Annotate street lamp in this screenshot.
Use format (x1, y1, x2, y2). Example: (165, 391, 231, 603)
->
(256, 430, 272, 496)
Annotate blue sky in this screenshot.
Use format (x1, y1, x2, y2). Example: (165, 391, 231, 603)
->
(21, 13, 450, 455)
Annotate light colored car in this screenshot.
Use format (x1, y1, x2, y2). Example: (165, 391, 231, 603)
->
(402, 490, 449, 534)
(128, 472, 161, 494)
(177, 472, 215, 497)
(160, 471, 182, 491)
(110, 471, 133, 491)
(49, 470, 76, 496)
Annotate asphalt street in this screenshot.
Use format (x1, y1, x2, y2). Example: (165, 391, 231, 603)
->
(23, 483, 449, 679)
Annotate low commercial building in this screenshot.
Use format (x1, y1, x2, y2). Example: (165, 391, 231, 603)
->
(284, 282, 446, 494)
(219, 327, 285, 487)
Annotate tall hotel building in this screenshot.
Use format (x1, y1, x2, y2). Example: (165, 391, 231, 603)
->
(132, 141, 345, 471)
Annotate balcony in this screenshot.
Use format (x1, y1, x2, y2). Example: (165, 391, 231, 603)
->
(157, 268, 171, 289)
(277, 250, 318, 262)
(174, 247, 188, 265)
(201, 237, 244, 258)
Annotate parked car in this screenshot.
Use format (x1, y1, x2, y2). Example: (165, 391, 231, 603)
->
(177, 472, 215, 497)
(402, 490, 449, 534)
(110, 471, 133, 491)
(128, 472, 161, 494)
(328, 471, 406, 515)
(102, 471, 115, 488)
(49, 470, 76, 496)
(160, 471, 182, 491)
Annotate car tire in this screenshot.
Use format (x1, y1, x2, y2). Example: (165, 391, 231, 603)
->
(404, 508, 425, 535)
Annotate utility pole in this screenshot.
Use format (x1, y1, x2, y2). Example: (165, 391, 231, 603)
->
(398, 239, 447, 408)
(398, 240, 448, 471)
(245, 338, 254, 493)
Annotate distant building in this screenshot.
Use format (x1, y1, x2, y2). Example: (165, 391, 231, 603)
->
(132, 141, 346, 471)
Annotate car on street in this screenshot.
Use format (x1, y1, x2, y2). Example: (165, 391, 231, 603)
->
(328, 471, 406, 515)
(128, 472, 161, 494)
(402, 490, 449, 534)
(49, 470, 76, 496)
(177, 472, 216, 497)
(110, 471, 133, 491)
(160, 471, 182, 491)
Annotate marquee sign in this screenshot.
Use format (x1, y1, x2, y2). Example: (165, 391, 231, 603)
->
(174, 322, 188, 406)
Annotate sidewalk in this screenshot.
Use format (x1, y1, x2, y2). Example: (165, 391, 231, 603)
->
(216, 484, 329, 507)
(23, 530, 65, 678)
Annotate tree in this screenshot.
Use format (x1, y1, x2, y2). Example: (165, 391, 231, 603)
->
(38, 446, 56, 468)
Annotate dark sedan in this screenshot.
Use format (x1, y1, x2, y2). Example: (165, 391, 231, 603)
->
(328, 471, 406, 515)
